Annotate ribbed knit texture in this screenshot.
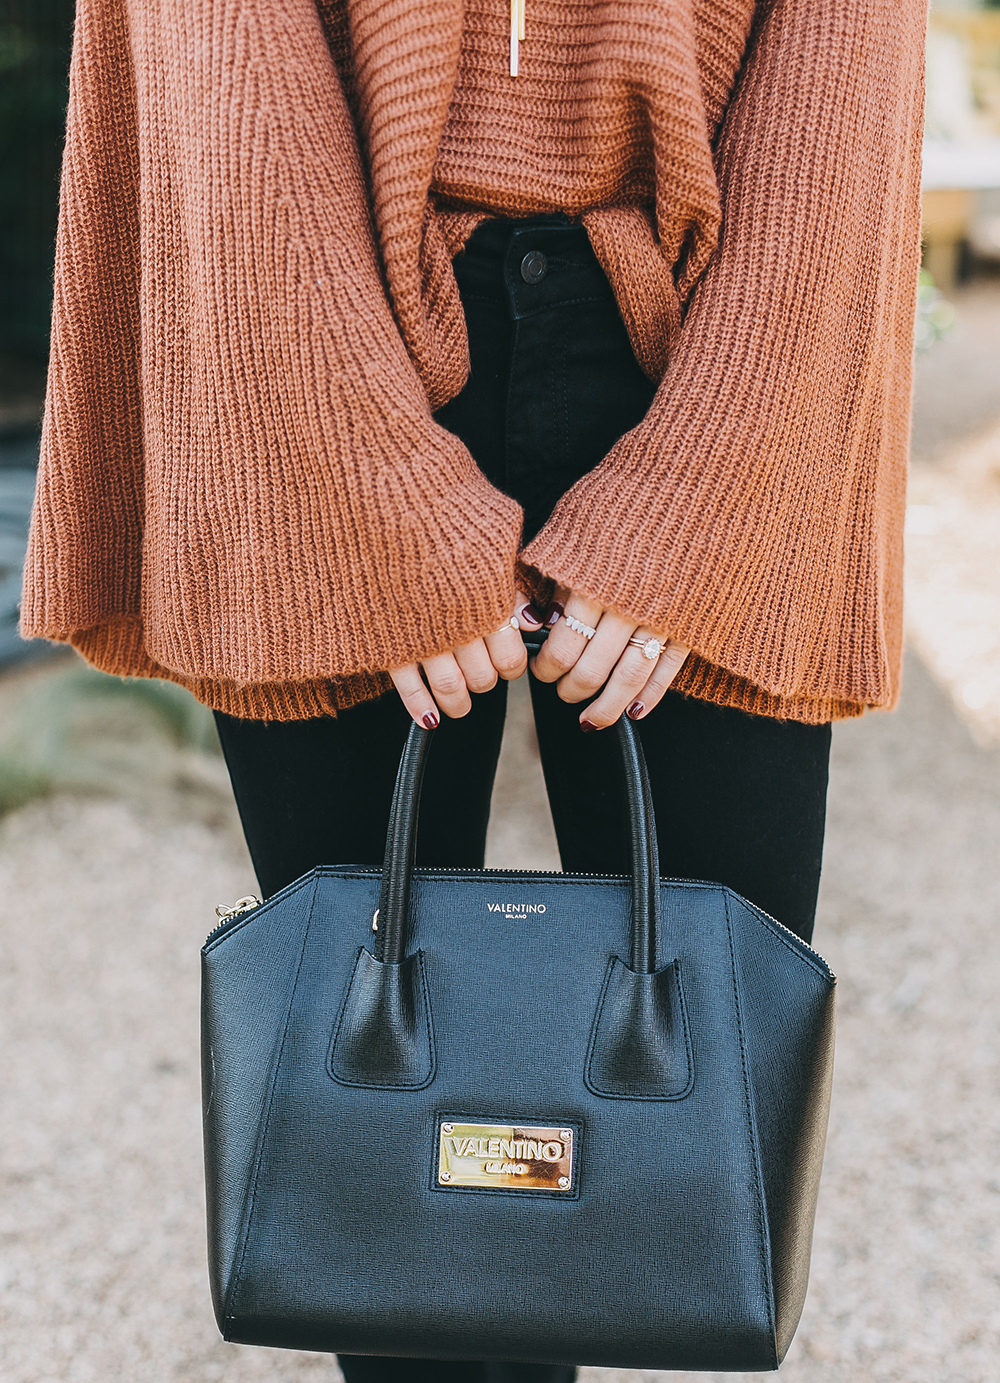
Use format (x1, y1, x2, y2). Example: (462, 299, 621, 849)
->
(22, 0, 925, 723)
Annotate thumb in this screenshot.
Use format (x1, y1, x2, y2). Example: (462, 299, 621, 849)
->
(542, 583, 571, 628)
(512, 590, 544, 630)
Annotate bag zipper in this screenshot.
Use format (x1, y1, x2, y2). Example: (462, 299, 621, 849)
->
(215, 894, 263, 920)
(206, 868, 830, 970)
(205, 867, 610, 946)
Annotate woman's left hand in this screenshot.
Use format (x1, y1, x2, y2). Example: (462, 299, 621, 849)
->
(530, 584, 690, 730)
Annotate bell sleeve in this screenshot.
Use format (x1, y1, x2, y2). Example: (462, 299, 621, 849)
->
(520, 0, 925, 722)
(22, 0, 523, 707)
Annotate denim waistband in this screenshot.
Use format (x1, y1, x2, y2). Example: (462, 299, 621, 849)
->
(453, 214, 615, 320)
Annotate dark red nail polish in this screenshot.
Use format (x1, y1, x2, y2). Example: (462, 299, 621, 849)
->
(520, 604, 543, 626)
(626, 701, 644, 720)
(422, 711, 439, 729)
(580, 719, 598, 733)
(545, 602, 565, 627)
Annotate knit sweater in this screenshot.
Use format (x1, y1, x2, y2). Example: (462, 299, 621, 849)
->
(21, 0, 926, 723)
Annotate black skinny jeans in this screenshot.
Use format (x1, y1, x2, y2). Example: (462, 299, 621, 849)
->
(214, 215, 831, 1383)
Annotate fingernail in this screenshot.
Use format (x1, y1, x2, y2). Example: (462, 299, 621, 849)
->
(580, 719, 598, 733)
(519, 603, 543, 626)
(422, 711, 439, 729)
(626, 701, 645, 720)
(545, 602, 564, 627)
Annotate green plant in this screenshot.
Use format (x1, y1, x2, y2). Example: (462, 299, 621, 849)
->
(915, 268, 958, 352)
(0, 665, 222, 815)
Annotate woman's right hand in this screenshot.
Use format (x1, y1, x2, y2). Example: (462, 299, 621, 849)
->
(388, 595, 542, 726)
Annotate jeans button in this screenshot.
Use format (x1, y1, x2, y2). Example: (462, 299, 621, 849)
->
(520, 250, 548, 284)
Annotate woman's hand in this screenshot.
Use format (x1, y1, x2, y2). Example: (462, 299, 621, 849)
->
(389, 595, 541, 726)
(531, 585, 690, 729)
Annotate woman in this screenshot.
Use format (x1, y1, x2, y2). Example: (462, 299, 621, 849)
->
(23, 0, 924, 1378)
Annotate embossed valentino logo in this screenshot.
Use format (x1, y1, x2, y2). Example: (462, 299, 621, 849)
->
(437, 1121, 575, 1192)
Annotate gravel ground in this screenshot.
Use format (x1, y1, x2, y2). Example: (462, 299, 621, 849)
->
(1, 657, 998, 1383)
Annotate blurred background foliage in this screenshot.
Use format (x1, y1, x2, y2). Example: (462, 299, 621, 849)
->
(0, 661, 226, 818)
(0, 0, 75, 363)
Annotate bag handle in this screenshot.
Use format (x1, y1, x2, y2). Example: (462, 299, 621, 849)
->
(374, 629, 661, 973)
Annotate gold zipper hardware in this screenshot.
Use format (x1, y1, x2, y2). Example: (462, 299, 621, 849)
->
(214, 895, 261, 921)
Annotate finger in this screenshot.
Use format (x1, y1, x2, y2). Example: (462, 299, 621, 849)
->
(531, 591, 604, 683)
(583, 638, 691, 729)
(483, 618, 529, 680)
(555, 609, 636, 705)
(543, 583, 571, 629)
(421, 651, 472, 719)
(388, 664, 441, 729)
(453, 638, 499, 694)
(481, 592, 535, 680)
(623, 642, 691, 720)
(513, 591, 544, 632)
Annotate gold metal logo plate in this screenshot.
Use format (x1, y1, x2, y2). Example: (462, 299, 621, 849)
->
(437, 1121, 575, 1192)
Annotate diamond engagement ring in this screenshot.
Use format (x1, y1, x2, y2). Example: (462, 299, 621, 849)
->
(628, 636, 665, 660)
(564, 615, 597, 640)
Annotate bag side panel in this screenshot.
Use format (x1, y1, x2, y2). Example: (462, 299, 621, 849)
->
(729, 895, 836, 1360)
(201, 872, 327, 1324)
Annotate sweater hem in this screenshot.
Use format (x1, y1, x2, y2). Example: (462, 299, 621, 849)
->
(516, 564, 876, 725)
(32, 612, 866, 726)
(36, 620, 392, 721)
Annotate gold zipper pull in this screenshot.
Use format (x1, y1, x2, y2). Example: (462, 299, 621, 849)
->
(214, 894, 261, 921)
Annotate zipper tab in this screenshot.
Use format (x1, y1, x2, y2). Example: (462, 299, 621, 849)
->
(214, 894, 261, 922)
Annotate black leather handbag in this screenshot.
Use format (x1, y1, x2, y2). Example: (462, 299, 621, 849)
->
(202, 698, 836, 1372)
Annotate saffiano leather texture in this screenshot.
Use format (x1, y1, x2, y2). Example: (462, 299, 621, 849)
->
(201, 688, 836, 1370)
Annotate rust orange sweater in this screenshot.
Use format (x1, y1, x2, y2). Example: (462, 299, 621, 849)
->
(21, 0, 925, 722)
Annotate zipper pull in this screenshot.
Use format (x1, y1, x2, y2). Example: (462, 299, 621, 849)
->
(214, 894, 261, 921)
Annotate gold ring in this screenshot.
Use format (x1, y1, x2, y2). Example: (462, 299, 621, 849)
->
(628, 636, 664, 660)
